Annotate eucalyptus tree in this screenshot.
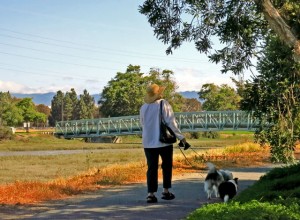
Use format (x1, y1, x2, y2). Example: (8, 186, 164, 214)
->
(241, 35, 300, 163)
(139, 0, 300, 74)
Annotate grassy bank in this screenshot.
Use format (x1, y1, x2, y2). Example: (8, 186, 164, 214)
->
(186, 161, 300, 220)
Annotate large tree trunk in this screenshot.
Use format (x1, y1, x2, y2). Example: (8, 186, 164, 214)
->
(258, 0, 300, 62)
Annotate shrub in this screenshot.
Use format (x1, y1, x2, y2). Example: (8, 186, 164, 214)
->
(0, 126, 14, 140)
(190, 132, 201, 139)
(236, 163, 300, 203)
(202, 131, 220, 139)
(186, 200, 300, 220)
(260, 163, 300, 181)
(183, 132, 192, 139)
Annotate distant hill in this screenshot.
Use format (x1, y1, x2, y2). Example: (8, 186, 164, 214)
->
(11, 91, 200, 106)
(12, 93, 101, 106)
(179, 91, 202, 102)
(11, 92, 56, 106)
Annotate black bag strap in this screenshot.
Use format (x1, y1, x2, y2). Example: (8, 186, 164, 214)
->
(160, 100, 164, 123)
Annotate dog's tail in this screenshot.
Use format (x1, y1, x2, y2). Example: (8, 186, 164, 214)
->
(224, 195, 229, 203)
(206, 162, 216, 172)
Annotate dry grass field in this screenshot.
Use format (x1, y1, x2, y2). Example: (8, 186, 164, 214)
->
(0, 131, 290, 205)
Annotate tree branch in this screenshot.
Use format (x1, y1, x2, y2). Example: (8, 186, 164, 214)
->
(258, 0, 300, 62)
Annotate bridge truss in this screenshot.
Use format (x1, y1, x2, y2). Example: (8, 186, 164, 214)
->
(54, 110, 258, 139)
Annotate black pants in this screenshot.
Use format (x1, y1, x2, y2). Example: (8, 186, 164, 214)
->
(144, 145, 173, 193)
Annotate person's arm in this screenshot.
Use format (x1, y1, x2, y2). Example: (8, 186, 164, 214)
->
(161, 100, 185, 140)
(139, 106, 144, 126)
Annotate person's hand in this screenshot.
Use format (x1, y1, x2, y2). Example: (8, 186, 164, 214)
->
(179, 138, 191, 150)
(181, 138, 187, 144)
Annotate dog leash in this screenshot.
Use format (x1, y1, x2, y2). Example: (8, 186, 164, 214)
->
(177, 144, 204, 177)
(177, 145, 194, 167)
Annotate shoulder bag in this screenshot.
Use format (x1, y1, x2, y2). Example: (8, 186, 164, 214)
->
(159, 100, 177, 144)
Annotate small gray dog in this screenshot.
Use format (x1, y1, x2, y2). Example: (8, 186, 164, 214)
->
(204, 162, 233, 199)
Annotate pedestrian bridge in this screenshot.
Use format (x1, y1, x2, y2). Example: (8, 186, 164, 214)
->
(54, 110, 258, 139)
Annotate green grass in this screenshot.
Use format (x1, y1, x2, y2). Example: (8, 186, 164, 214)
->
(0, 134, 142, 151)
(187, 163, 300, 220)
(0, 132, 254, 184)
(0, 149, 146, 184)
(187, 200, 300, 220)
(0, 132, 254, 151)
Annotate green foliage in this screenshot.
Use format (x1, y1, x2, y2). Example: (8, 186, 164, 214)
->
(188, 164, 300, 219)
(236, 163, 300, 203)
(189, 132, 201, 139)
(50, 90, 64, 125)
(139, 0, 270, 75)
(0, 92, 23, 126)
(241, 35, 300, 163)
(0, 93, 47, 127)
(99, 65, 184, 117)
(273, 1, 300, 36)
(140, 1, 300, 74)
(181, 98, 202, 112)
(199, 83, 241, 111)
(77, 89, 95, 119)
(186, 200, 300, 220)
(201, 131, 220, 139)
(0, 126, 14, 140)
(63, 92, 74, 121)
(99, 65, 146, 117)
(50, 89, 95, 125)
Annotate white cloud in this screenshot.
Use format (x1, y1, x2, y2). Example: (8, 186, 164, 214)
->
(174, 68, 236, 92)
(0, 80, 78, 94)
(0, 80, 27, 93)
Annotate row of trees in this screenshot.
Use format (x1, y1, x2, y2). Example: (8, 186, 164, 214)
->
(99, 65, 243, 117)
(1, 65, 243, 128)
(2, 65, 244, 129)
(0, 89, 98, 127)
(49, 89, 97, 126)
(98, 65, 204, 117)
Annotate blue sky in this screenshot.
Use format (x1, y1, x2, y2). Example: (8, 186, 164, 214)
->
(0, 0, 254, 94)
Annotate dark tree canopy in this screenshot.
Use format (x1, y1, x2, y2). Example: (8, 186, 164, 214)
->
(139, 0, 300, 74)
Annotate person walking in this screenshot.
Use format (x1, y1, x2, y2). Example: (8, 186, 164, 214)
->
(140, 83, 189, 203)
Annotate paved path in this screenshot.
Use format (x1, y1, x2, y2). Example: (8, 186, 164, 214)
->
(0, 165, 280, 220)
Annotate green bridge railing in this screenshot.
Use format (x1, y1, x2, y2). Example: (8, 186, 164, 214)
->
(54, 110, 258, 139)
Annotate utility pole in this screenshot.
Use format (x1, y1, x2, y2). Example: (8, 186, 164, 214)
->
(61, 98, 64, 122)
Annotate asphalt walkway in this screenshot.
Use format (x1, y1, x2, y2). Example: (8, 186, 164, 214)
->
(0, 165, 280, 220)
